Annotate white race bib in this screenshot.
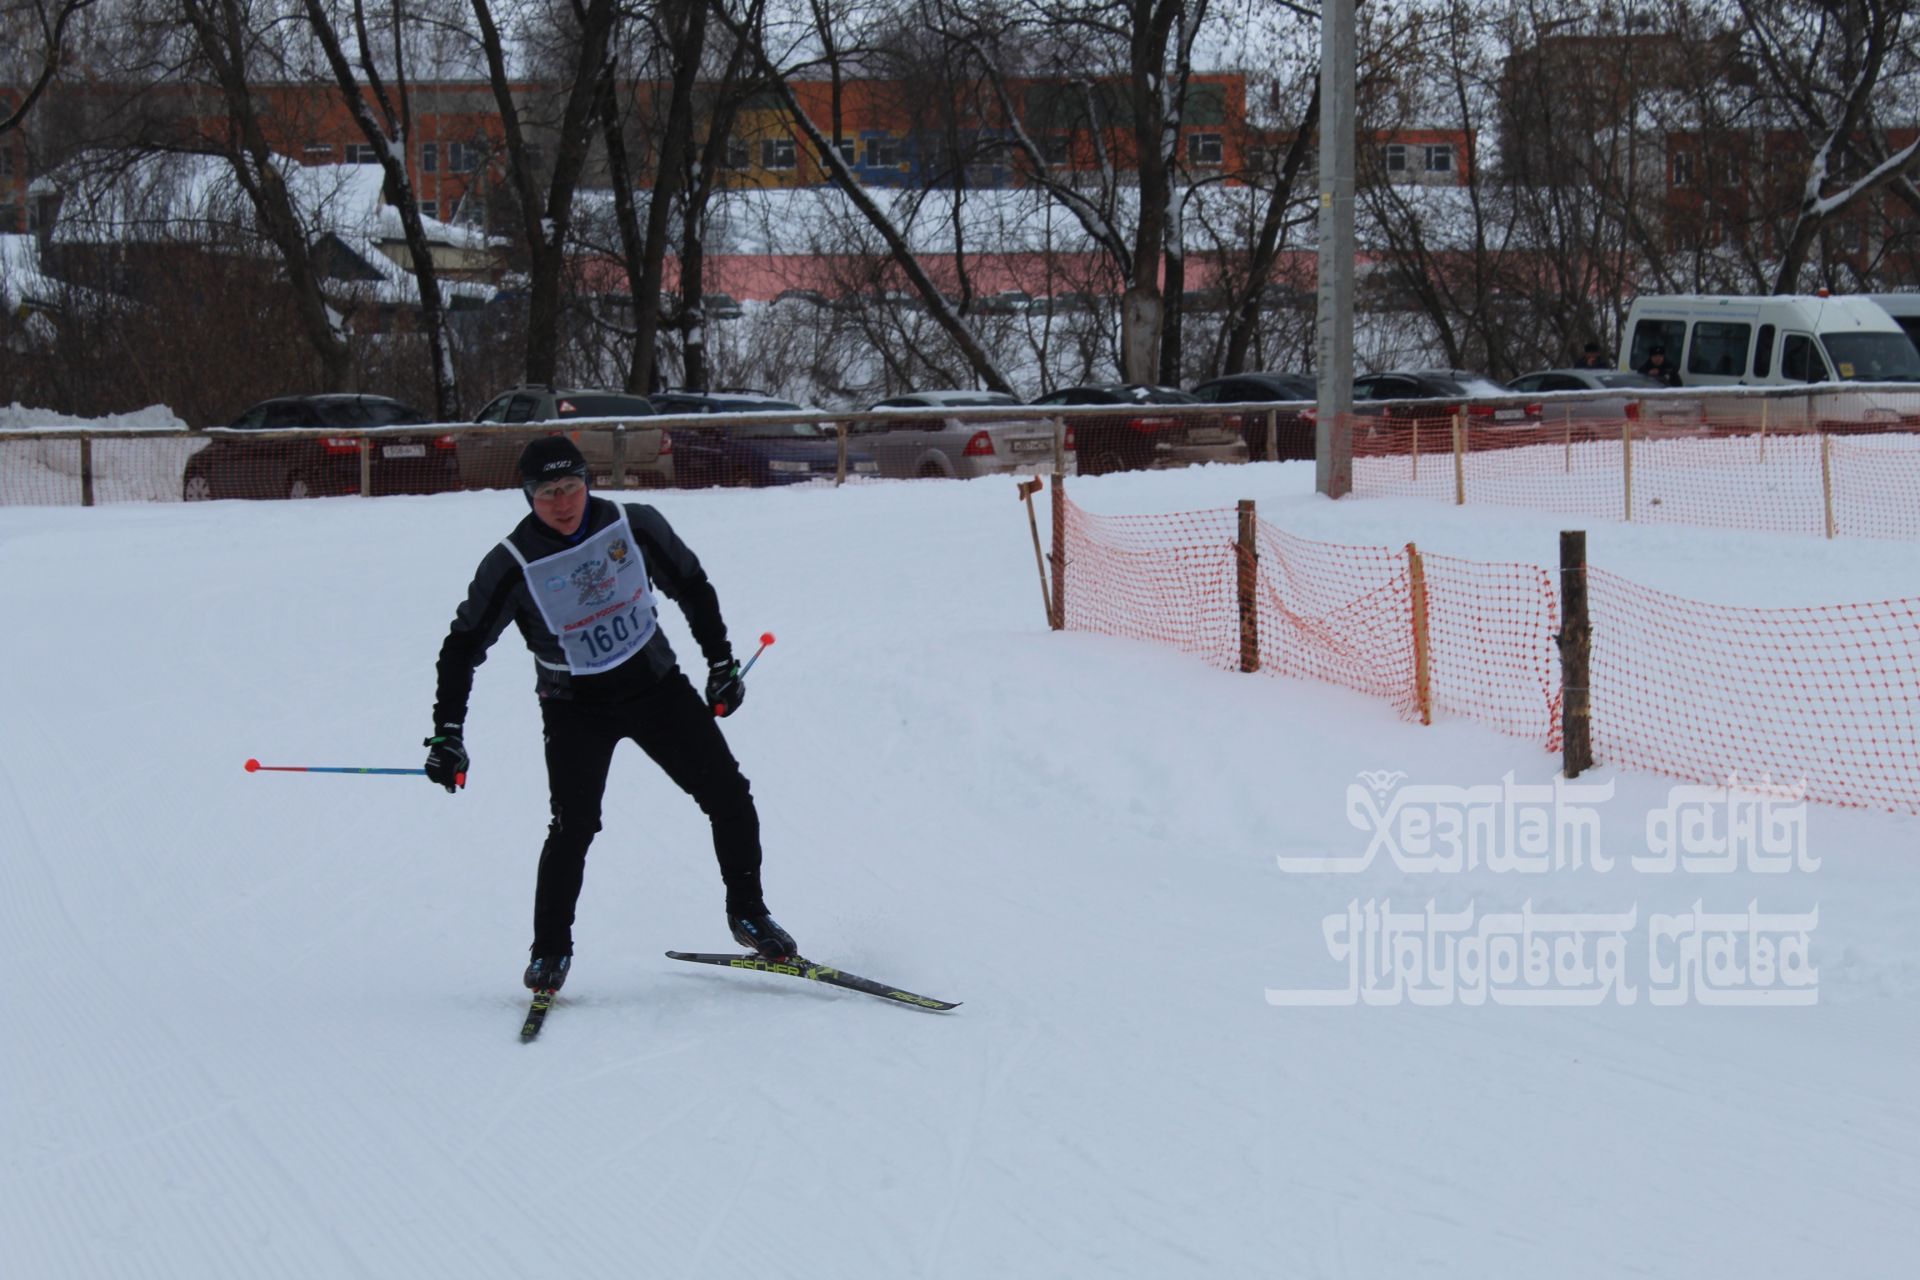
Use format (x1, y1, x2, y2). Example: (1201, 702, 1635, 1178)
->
(509, 510, 659, 675)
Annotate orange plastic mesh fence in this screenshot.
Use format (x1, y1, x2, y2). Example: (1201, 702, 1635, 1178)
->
(1059, 493, 1559, 744)
(1418, 552, 1561, 745)
(1059, 490, 1920, 813)
(1248, 522, 1418, 714)
(1587, 569, 1920, 813)
(1351, 410, 1920, 540)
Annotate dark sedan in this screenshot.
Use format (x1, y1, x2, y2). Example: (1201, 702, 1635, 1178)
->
(182, 394, 458, 501)
(1350, 370, 1542, 450)
(1190, 371, 1317, 460)
(648, 391, 878, 487)
(1029, 383, 1248, 475)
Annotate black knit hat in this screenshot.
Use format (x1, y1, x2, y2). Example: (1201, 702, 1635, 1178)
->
(518, 435, 589, 490)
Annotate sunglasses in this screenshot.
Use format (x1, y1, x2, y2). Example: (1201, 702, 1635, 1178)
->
(531, 476, 586, 502)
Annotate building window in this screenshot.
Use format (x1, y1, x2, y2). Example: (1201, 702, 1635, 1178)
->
(721, 139, 749, 170)
(1672, 150, 1693, 187)
(865, 137, 900, 168)
(1042, 134, 1069, 166)
(1424, 144, 1452, 173)
(0, 202, 18, 233)
(346, 143, 381, 165)
(304, 143, 336, 162)
(760, 138, 796, 170)
(1385, 143, 1407, 173)
(418, 200, 437, 222)
(448, 142, 486, 173)
(1187, 132, 1223, 166)
(835, 139, 856, 166)
(0, 147, 13, 178)
(421, 142, 438, 174)
(1723, 152, 1740, 185)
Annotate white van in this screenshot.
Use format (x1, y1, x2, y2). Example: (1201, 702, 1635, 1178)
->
(1621, 293, 1920, 387)
(1865, 292, 1920, 357)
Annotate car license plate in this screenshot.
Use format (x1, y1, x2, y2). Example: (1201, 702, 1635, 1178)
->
(383, 444, 426, 458)
(1187, 430, 1234, 444)
(1494, 409, 1523, 421)
(1010, 438, 1051, 453)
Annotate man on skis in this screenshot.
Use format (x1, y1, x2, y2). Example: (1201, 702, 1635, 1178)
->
(424, 436, 795, 994)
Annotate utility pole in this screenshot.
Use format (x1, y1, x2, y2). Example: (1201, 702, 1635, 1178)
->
(1315, 0, 1356, 498)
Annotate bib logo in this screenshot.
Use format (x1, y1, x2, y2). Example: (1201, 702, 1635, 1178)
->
(544, 575, 566, 592)
(607, 538, 630, 565)
(570, 558, 617, 607)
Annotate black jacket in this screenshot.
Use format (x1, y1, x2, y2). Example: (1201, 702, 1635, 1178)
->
(432, 497, 730, 727)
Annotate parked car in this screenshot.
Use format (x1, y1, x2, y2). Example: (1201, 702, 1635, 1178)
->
(463, 386, 672, 490)
(1505, 368, 1706, 435)
(648, 390, 878, 487)
(1189, 371, 1317, 460)
(1029, 383, 1249, 475)
(1350, 370, 1542, 448)
(851, 390, 1070, 479)
(182, 394, 458, 501)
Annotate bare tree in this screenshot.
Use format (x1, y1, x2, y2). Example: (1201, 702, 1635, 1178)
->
(300, 0, 460, 417)
(469, 0, 618, 384)
(1, 0, 100, 135)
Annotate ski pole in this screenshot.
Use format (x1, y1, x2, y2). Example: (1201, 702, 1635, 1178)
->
(714, 631, 775, 716)
(244, 758, 465, 787)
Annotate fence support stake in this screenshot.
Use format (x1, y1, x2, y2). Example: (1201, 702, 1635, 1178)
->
(1559, 530, 1593, 778)
(1621, 420, 1633, 521)
(835, 422, 848, 486)
(359, 436, 372, 497)
(1048, 473, 1066, 631)
(1265, 408, 1278, 463)
(1759, 398, 1769, 461)
(1407, 542, 1432, 726)
(1820, 430, 1836, 539)
(1237, 500, 1260, 673)
(80, 435, 94, 507)
(1411, 409, 1420, 481)
(1451, 408, 1465, 505)
(1018, 479, 1053, 628)
(610, 426, 628, 489)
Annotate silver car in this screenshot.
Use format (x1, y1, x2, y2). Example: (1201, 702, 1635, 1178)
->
(853, 390, 1071, 479)
(464, 386, 674, 490)
(1506, 369, 1706, 435)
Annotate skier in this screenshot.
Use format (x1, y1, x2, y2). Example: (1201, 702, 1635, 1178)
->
(423, 435, 796, 995)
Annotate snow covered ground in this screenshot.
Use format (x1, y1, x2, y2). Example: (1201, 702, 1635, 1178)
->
(2, 462, 1916, 1278)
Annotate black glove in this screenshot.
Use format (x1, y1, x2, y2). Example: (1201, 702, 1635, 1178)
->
(423, 726, 468, 793)
(706, 656, 745, 717)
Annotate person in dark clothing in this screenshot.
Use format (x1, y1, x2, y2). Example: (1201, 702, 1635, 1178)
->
(1637, 345, 1683, 387)
(1576, 342, 1608, 369)
(424, 436, 795, 994)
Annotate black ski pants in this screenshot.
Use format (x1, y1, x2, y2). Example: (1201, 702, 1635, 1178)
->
(531, 670, 764, 956)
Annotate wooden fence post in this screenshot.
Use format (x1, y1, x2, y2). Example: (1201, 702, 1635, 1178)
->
(1411, 411, 1420, 481)
(1559, 530, 1593, 778)
(1820, 430, 1836, 539)
(1237, 500, 1260, 673)
(359, 436, 372, 497)
(79, 435, 94, 507)
(1451, 409, 1466, 505)
(1621, 420, 1634, 521)
(1048, 473, 1067, 631)
(1406, 542, 1432, 726)
(835, 422, 848, 485)
(1265, 408, 1278, 462)
(610, 426, 628, 488)
(1758, 398, 1769, 461)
